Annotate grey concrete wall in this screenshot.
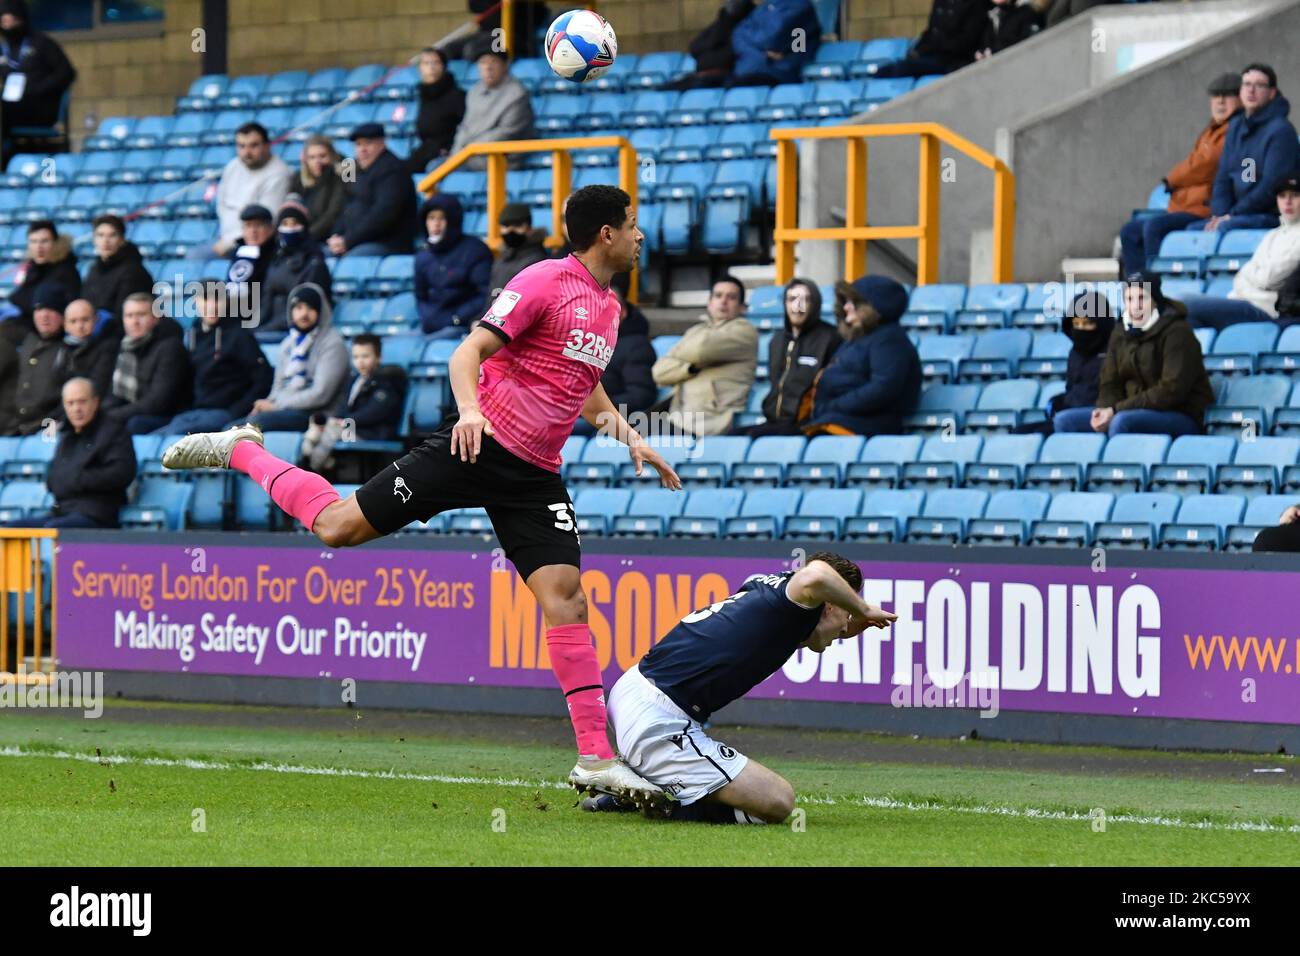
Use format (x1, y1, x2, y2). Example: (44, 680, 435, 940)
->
(798, 0, 1290, 285)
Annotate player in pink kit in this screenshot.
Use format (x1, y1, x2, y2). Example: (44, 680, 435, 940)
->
(162, 186, 683, 810)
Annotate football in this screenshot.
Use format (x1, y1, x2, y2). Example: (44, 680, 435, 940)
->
(544, 9, 618, 83)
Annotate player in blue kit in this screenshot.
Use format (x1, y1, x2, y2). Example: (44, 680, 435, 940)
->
(587, 552, 897, 824)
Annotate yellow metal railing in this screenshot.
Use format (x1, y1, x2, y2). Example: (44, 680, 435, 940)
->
(772, 122, 1016, 286)
(0, 529, 57, 677)
(418, 135, 640, 300)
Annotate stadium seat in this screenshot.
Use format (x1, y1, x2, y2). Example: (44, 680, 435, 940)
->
(1159, 494, 1245, 550)
(1148, 434, 1235, 495)
(1029, 491, 1114, 548)
(676, 435, 751, 487)
(901, 434, 983, 489)
(903, 383, 981, 433)
(0, 480, 53, 519)
(1225, 494, 1293, 552)
(1024, 433, 1106, 491)
(1084, 433, 1171, 493)
(573, 488, 632, 537)
(1204, 375, 1292, 435)
(668, 488, 745, 538)
(1149, 230, 1218, 275)
(845, 434, 925, 489)
(1211, 322, 1280, 357)
(785, 435, 865, 487)
(904, 488, 988, 544)
(845, 488, 925, 542)
(918, 334, 974, 384)
(124, 479, 196, 531)
(957, 329, 1033, 383)
(730, 435, 806, 487)
(1205, 229, 1270, 274)
(566, 437, 630, 488)
(964, 378, 1039, 433)
(784, 488, 862, 540)
(1092, 492, 1181, 549)
(963, 433, 1043, 489)
(1215, 436, 1300, 497)
(966, 489, 1050, 546)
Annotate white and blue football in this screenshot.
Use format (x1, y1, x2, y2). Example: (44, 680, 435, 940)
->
(544, 9, 618, 84)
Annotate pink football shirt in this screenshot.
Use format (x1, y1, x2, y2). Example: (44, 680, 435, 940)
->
(476, 255, 620, 472)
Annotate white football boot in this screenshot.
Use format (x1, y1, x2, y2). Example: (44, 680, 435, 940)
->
(162, 422, 263, 470)
(569, 757, 672, 816)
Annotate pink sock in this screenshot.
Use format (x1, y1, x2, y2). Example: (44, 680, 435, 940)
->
(546, 623, 614, 760)
(230, 440, 339, 533)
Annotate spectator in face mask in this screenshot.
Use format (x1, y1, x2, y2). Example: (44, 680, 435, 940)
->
(488, 203, 547, 303)
(262, 194, 332, 334)
(415, 194, 493, 339)
(1015, 291, 1115, 436)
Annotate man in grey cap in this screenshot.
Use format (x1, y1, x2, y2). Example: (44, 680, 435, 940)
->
(449, 35, 535, 171)
(327, 123, 418, 258)
(488, 202, 548, 303)
(1118, 72, 1240, 276)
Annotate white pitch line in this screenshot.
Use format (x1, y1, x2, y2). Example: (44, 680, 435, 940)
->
(3, 746, 1296, 835)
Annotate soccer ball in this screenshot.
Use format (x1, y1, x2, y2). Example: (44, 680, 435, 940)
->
(544, 9, 618, 84)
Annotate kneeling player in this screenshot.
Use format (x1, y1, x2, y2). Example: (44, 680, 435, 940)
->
(588, 552, 895, 824)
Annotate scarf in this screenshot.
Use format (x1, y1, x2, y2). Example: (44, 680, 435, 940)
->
(285, 326, 316, 391)
(112, 331, 152, 403)
(347, 373, 369, 408)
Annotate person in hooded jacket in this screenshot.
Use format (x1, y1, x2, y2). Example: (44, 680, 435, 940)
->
(1054, 273, 1214, 437)
(0, 0, 75, 164)
(1186, 64, 1300, 236)
(406, 47, 466, 175)
(239, 284, 349, 432)
(79, 214, 154, 330)
(573, 272, 656, 437)
(489, 203, 548, 303)
(261, 194, 332, 334)
(1014, 290, 1115, 436)
(152, 285, 273, 435)
(802, 276, 921, 437)
(60, 297, 118, 403)
(416, 193, 493, 338)
(735, 278, 839, 436)
(0, 220, 80, 345)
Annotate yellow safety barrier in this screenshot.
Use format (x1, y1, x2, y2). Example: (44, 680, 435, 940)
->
(0, 528, 57, 678)
(771, 122, 1016, 286)
(418, 135, 640, 300)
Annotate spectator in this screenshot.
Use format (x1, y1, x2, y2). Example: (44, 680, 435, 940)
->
(209, 122, 293, 258)
(1118, 73, 1240, 277)
(875, 0, 989, 79)
(802, 276, 921, 437)
(80, 214, 154, 333)
(0, 220, 80, 345)
(489, 203, 547, 302)
(6, 282, 68, 435)
(1277, 257, 1300, 321)
(244, 284, 348, 432)
(1016, 291, 1115, 436)
(1252, 502, 1300, 553)
(225, 204, 278, 327)
(102, 293, 193, 435)
(652, 275, 758, 436)
(733, 278, 839, 437)
(152, 285, 272, 435)
(668, 0, 755, 90)
(406, 47, 466, 174)
(38, 377, 136, 529)
(449, 38, 535, 170)
(0, 0, 76, 166)
(301, 333, 407, 471)
(61, 297, 118, 402)
(727, 0, 819, 87)
(1043, 0, 1108, 29)
(327, 123, 418, 258)
(415, 194, 493, 339)
(262, 194, 332, 335)
(0, 333, 14, 433)
(1183, 174, 1300, 330)
(974, 0, 1042, 61)
(1187, 64, 1299, 236)
(1055, 273, 1213, 437)
(289, 135, 346, 243)
(573, 271, 656, 437)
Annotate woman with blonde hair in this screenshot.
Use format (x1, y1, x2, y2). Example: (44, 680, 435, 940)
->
(289, 134, 346, 242)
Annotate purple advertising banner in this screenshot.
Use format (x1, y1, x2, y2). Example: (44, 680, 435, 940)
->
(56, 540, 1300, 725)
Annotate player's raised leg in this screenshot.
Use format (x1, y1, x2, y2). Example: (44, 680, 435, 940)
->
(526, 562, 669, 812)
(161, 423, 381, 547)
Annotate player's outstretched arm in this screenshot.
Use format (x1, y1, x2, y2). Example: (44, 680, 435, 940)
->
(448, 327, 506, 463)
(787, 561, 896, 633)
(580, 383, 683, 490)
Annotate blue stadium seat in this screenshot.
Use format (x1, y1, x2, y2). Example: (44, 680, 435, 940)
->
(903, 383, 981, 433)
(1211, 321, 1279, 356)
(1215, 436, 1300, 497)
(731, 435, 806, 486)
(904, 488, 988, 544)
(573, 488, 632, 537)
(966, 489, 1050, 545)
(786, 435, 865, 487)
(1159, 494, 1245, 550)
(918, 333, 974, 384)
(1084, 433, 1171, 493)
(0, 480, 53, 519)
(709, 87, 769, 125)
(963, 433, 1043, 489)
(846, 488, 925, 542)
(124, 479, 196, 531)
(850, 38, 913, 77)
(296, 67, 347, 105)
(1092, 492, 1181, 549)
(626, 52, 687, 89)
(783, 488, 862, 540)
(1149, 230, 1218, 275)
(756, 83, 807, 122)
(1224, 494, 1293, 552)
(964, 378, 1039, 433)
(1205, 229, 1270, 274)
(1024, 433, 1107, 491)
(668, 488, 745, 538)
(1029, 491, 1114, 548)
(957, 328, 1033, 383)
(677, 435, 751, 487)
(1148, 434, 1235, 495)
(901, 434, 983, 489)
(724, 488, 802, 538)
(904, 283, 966, 331)
(845, 434, 924, 489)
(566, 436, 630, 488)
(1204, 374, 1292, 435)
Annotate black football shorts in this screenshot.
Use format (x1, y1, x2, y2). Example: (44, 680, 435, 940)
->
(354, 417, 580, 580)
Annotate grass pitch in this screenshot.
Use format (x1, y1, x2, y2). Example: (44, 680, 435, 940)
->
(0, 701, 1296, 866)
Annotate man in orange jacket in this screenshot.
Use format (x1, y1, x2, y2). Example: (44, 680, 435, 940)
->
(1119, 73, 1241, 276)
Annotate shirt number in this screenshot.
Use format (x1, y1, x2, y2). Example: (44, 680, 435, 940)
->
(680, 591, 747, 624)
(548, 502, 575, 533)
